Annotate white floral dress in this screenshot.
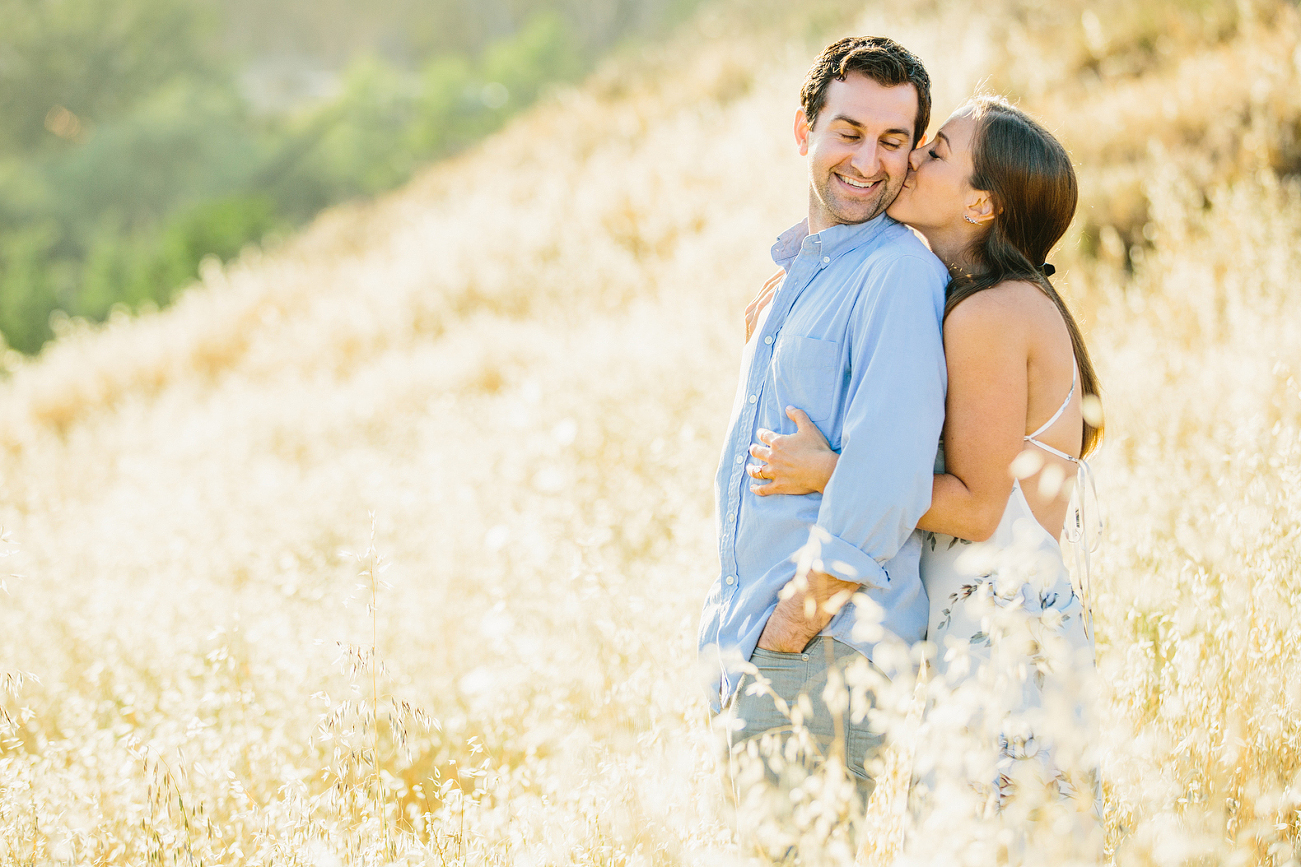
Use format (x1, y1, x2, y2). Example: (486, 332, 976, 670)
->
(917, 366, 1098, 821)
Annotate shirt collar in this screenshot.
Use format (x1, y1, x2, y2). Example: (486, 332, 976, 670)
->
(770, 214, 895, 271)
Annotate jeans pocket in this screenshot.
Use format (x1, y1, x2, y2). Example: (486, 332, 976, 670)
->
(748, 648, 808, 702)
(750, 647, 809, 670)
(735, 649, 809, 734)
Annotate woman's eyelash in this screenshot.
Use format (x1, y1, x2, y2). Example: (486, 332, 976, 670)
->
(928, 148, 940, 159)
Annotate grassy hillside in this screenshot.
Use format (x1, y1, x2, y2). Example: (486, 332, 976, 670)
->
(2, 0, 1300, 863)
(0, 0, 706, 354)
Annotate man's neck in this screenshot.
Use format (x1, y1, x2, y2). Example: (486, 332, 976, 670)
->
(807, 192, 837, 235)
(806, 201, 883, 236)
(808, 214, 836, 235)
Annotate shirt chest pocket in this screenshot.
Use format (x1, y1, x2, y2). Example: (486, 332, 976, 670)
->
(772, 335, 841, 426)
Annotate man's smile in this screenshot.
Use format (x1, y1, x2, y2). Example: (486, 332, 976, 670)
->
(834, 172, 881, 192)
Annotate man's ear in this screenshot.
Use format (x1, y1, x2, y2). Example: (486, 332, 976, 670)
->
(794, 108, 811, 156)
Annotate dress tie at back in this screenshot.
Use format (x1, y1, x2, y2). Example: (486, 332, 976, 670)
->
(1022, 360, 1102, 639)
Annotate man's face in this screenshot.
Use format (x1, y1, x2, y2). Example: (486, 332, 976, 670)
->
(796, 73, 919, 232)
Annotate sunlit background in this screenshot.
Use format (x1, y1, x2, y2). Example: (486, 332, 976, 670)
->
(1, 0, 1299, 863)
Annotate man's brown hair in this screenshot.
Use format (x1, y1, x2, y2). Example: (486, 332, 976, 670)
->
(800, 36, 932, 145)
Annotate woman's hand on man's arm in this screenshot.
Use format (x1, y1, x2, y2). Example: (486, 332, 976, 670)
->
(747, 407, 838, 496)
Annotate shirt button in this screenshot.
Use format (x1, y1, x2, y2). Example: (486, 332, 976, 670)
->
(725, 575, 736, 586)
(748, 394, 757, 404)
(764, 335, 773, 345)
(822, 256, 830, 264)
(735, 454, 744, 464)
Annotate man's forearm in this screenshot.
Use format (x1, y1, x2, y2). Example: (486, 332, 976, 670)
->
(756, 570, 859, 653)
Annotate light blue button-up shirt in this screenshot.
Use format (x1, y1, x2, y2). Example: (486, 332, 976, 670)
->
(698, 214, 948, 709)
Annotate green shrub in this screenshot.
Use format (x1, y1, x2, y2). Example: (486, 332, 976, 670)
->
(77, 194, 280, 320)
(0, 223, 65, 354)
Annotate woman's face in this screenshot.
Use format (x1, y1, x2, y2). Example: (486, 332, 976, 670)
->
(887, 108, 980, 232)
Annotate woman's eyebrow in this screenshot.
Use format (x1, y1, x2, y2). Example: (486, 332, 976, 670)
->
(935, 131, 951, 150)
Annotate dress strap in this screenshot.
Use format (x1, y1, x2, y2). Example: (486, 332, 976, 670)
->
(1022, 358, 1100, 640)
(1025, 358, 1077, 444)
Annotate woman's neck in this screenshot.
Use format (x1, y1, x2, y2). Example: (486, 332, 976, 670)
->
(917, 226, 982, 277)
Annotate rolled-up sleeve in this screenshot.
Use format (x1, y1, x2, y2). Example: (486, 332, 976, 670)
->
(809, 255, 947, 586)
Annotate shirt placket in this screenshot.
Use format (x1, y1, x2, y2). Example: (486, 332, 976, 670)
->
(717, 234, 828, 607)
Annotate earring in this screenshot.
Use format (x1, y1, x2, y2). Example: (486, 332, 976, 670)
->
(964, 215, 978, 224)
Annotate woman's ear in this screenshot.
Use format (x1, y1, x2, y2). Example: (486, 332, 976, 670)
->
(964, 192, 1000, 225)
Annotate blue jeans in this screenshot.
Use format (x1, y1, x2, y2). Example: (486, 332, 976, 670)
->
(726, 637, 884, 815)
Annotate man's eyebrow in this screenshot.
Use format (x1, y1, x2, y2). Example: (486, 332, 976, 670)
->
(828, 115, 912, 140)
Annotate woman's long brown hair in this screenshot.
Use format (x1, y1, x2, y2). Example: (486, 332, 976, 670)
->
(945, 96, 1103, 455)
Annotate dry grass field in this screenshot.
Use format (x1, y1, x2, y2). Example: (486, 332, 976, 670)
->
(2, 0, 1301, 863)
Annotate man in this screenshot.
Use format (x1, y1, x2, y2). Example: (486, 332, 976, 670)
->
(697, 35, 949, 823)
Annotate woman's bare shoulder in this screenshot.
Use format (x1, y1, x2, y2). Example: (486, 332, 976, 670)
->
(945, 280, 1059, 338)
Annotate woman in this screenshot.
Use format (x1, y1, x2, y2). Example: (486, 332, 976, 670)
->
(744, 96, 1102, 824)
